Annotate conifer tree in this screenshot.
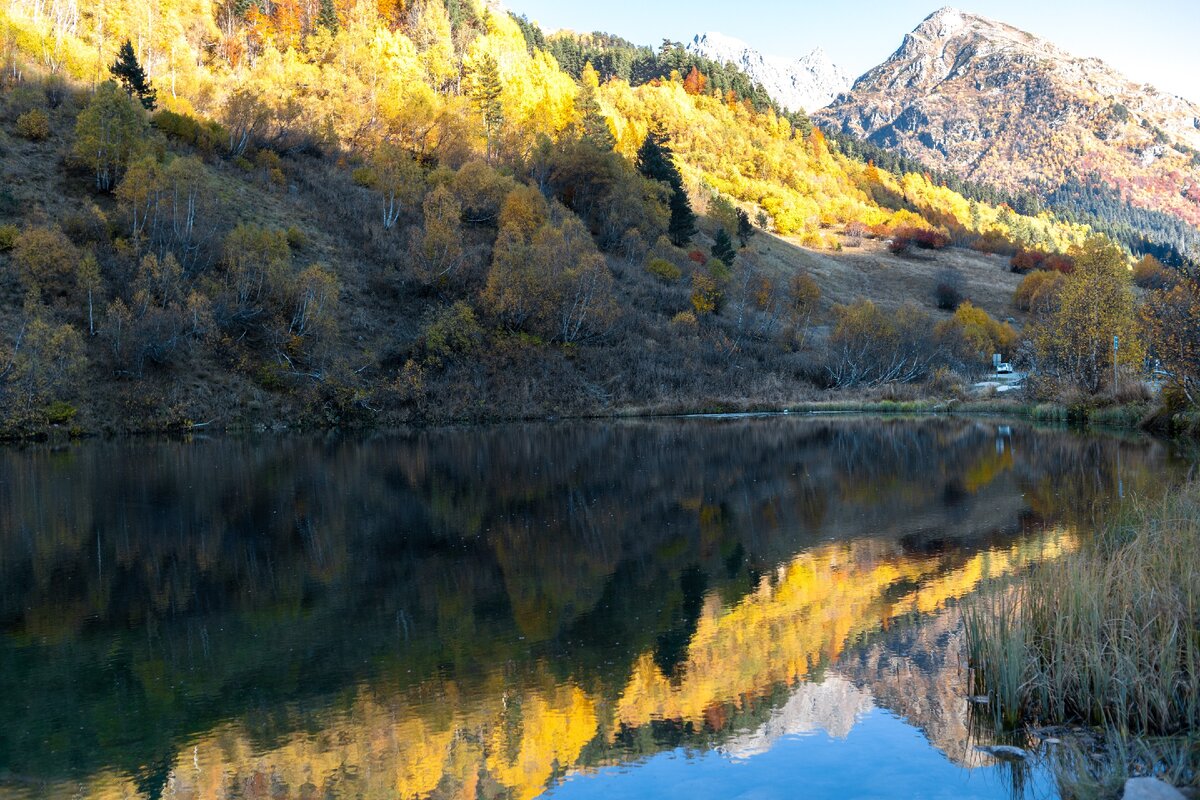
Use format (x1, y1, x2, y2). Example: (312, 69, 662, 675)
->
(577, 63, 614, 151)
(466, 54, 504, 163)
(736, 208, 755, 247)
(110, 40, 156, 111)
(318, 0, 339, 33)
(711, 228, 737, 266)
(636, 126, 695, 247)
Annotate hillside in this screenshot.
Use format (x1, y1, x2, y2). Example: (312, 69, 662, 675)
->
(817, 7, 1200, 255)
(0, 0, 1169, 437)
(686, 32, 849, 113)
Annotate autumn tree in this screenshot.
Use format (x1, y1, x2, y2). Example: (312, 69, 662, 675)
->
(110, 40, 156, 110)
(682, 66, 707, 96)
(73, 81, 146, 191)
(788, 270, 821, 348)
(1028, 238, 1144, 394)
(13, 227, 80, 298)
(1143, 273, 1200, 405)
(414, 185, 466, 286)
(0, 313, 87, 413)
(366, 144, 425, 230)
(636, 127, 695, 247)
(486, 202, 617, 342)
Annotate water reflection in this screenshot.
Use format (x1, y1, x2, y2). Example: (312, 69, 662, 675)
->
(0, 417, 1190, 799)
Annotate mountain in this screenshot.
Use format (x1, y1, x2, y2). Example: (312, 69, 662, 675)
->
(816, 7, 1200, 241)
(687, 31, 850, 112)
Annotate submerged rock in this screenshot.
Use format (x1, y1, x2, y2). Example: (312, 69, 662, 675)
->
(1123, 778, 1187, 800)
(976, 744, 1028, 761)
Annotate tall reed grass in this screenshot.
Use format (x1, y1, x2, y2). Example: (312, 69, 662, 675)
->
(964, 487, 1200, 736)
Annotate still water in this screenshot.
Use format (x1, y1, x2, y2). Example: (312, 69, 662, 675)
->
(0, 416, 1192, 800)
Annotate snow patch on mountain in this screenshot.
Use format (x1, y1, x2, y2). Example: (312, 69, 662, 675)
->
(687, 31, 850, 113)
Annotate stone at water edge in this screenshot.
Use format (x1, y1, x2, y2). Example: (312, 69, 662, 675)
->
(975, 745, 1028, 761)
(1123, 777, 1188, 800)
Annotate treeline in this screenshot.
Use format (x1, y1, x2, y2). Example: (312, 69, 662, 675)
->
(510, 14, 803, 123)
(830, 130, 1198, 266)
(1046, 174, 1200, 266)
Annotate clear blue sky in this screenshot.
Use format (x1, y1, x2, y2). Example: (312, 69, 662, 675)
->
(506, 0, 1200, 102)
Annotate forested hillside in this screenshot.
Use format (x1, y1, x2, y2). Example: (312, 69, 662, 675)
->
(0, 0, 1190, 436)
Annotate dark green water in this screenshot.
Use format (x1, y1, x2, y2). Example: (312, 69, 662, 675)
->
(0, 416, 1191, 800)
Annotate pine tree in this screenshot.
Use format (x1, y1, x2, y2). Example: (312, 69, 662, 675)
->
(466, 54, 504, 163)
(577, 63, 614, 151)
(736, 208, 755, 247)
(318, 0, 339, 33)
(110, 40, 156, 111)
(711, 228, 736, 266)
(636, 126, 695, 247)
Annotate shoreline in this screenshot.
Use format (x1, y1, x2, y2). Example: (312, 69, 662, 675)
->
(5, 396, 1197, 445)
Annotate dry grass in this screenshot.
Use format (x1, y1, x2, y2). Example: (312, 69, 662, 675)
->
(965, 486, 1200, 735)
(750, 231, 1027, 326)
(963, 484, 1200, 795)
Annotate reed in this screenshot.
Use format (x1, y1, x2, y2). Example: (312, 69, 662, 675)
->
(964, 486, 1200, 738)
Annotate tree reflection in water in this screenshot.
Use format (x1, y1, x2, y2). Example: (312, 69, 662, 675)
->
(0, 418, 1189, 799)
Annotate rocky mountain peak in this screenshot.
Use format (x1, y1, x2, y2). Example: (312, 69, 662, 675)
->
(686, 32, 850, 113)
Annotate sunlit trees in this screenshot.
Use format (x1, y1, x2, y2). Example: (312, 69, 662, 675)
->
(1027, 238, 1144, 394)
(73, 81, 145, 191)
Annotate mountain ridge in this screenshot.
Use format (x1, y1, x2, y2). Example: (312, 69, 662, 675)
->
(816, 6, 1200, 238)
(686, 31, 850, 112)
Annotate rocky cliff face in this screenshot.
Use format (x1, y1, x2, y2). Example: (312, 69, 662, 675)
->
(687, 31, 850, 112)
(816, 7, 1200, 228)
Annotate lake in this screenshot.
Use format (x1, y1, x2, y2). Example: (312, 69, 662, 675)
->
(0, 416, 1192, 800)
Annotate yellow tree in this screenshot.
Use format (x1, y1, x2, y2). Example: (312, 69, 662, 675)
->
(1029, 238, 1144, 394)
(1142, 274, 1200, 405)
(72, 80, 145, 191)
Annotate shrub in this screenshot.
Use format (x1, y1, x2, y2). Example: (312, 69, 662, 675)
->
(1010, 249, 1046, 274)
(151, 109, 223, 155)
(15, 109, 50, 141)
(1132, 254, 1173, 290)
(670, 310, 699, 332)
(0, 224, 17, 251)
(646, 257, 681, 282)
(687, 249, 707, 265)
(1013, 269, 1065, 312)
(422, 301, 483, 366)
(934, 266, 965, 310)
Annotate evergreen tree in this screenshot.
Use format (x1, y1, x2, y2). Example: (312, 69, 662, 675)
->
(318, 0, 339, 33)
(110, 40, 156, 111)
(577, 63, 614, 151)
(466, 54, 504, 163)
(636, 126, 695, 247)
(736, 208, 755, 247)
(711, 228, 737, 266)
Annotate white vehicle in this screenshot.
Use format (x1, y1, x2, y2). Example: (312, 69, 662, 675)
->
(996, 362, 1014, 374)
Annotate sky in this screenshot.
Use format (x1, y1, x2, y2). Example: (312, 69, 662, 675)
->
(506, 0, 1200, 103)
